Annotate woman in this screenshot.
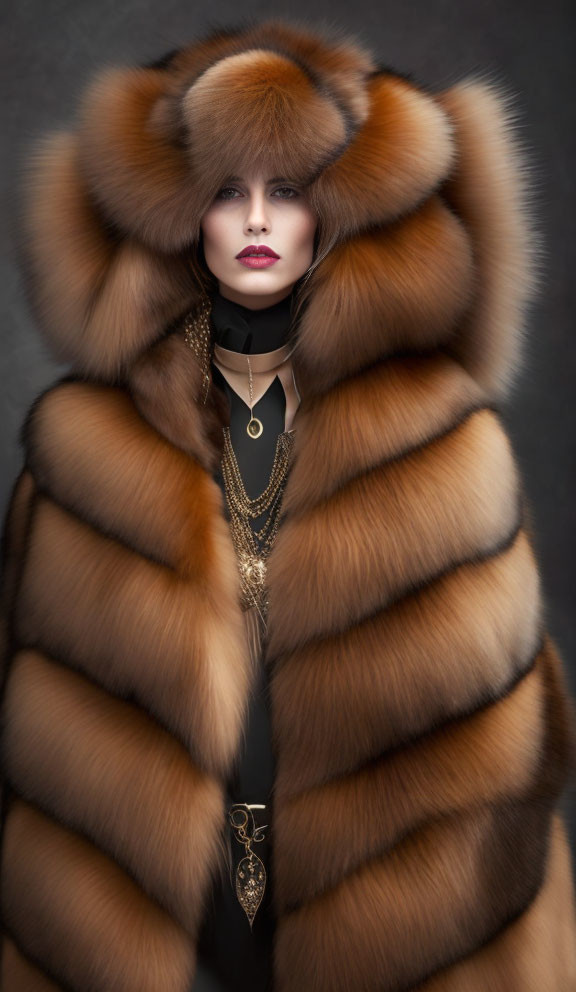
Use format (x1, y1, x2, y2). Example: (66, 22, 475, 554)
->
(1, 15, 576, 992)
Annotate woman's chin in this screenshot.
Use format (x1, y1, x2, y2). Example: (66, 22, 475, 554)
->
(216, 275, 297, 308)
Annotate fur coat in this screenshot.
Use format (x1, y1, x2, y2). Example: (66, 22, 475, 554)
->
(2, 16, 576, 992)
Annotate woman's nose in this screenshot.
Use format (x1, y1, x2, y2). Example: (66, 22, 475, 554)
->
(244, 195, 270, 233)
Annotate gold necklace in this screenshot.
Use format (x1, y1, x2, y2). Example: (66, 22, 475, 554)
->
(182, 294, 296, 624)
(212, 338, 296, 440)
(221, 424, 295, 622)
(245, 355, 262, 438)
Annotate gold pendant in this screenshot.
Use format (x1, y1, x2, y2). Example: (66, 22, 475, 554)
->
(235, 852, 267, 929)
(228, 803, 268, 928)
(247, 416, 263, 438)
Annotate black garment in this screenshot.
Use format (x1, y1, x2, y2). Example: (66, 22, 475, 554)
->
(193, 289, 297, 991)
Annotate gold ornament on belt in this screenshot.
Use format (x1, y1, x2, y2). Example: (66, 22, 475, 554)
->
(228, 803, 268, 928)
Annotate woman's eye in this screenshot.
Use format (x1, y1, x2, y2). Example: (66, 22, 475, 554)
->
(216, 187, 239, 200)
(273, 186, 299, 199)
(215, 186, 299, 200)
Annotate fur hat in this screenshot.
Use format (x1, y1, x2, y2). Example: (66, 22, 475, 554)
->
(16, 16, 541, 398)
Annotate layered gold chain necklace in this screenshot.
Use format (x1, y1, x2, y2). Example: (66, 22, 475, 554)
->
(183, 294, 298, 640)
(221, 423, 294, 620)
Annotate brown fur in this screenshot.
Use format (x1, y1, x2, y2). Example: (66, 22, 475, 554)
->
(2, 15, 575, 991)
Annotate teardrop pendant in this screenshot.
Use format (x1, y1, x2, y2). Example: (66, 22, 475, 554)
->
(247, 416, 263, 438)
(235, 852, 267, 929)
(228, 803, 268, 928)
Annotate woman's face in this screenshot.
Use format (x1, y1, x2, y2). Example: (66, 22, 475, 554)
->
(200, 170, 318, 309)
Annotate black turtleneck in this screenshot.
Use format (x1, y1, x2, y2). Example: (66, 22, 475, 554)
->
(209, 287, 296, 353)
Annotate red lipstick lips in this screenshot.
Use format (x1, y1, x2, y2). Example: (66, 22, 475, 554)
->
(236, 244, 280, 268)
(236, 244, 280, 258)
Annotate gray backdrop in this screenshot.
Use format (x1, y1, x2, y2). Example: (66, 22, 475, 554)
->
(2, 0, 575, 857)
